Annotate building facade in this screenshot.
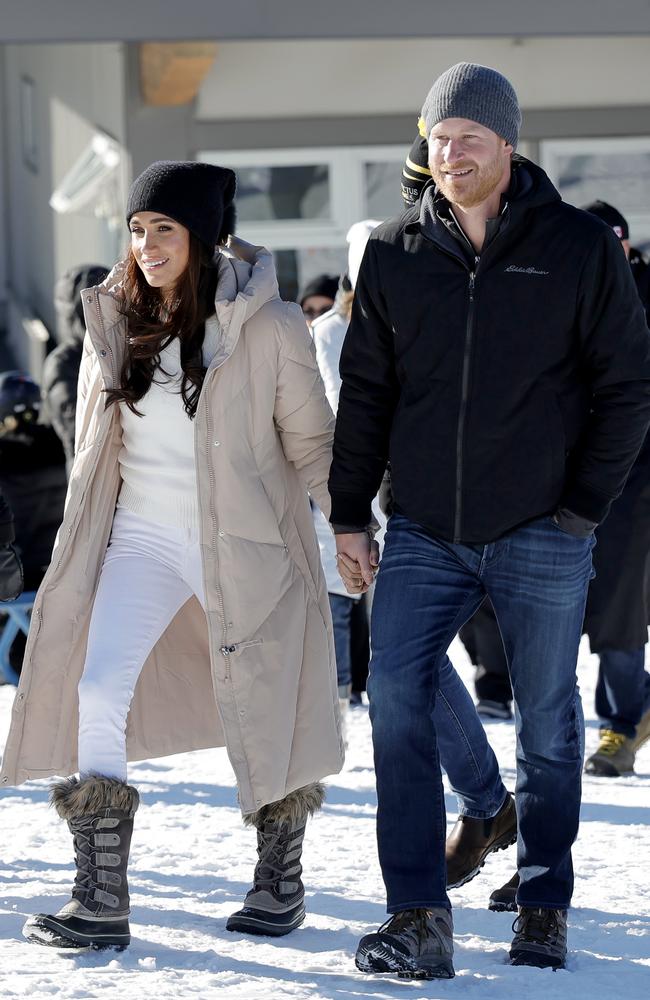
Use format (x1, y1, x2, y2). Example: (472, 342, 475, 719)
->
(1, 4, 649, 371)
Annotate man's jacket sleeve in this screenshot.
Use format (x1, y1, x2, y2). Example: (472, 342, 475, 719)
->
(563, 227, 650, 522)
(329, 238, 400, 528)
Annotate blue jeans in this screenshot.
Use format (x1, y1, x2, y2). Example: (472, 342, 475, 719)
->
(595, 647, 650, 738)
(435, 653, 507, 819)
(369, 513, 594, 913)
(329, 593, 354, 691)
(332, 594, 507, 816)
(333, 541, 545, 823)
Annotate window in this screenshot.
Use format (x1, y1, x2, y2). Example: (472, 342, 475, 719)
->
(541, 137, 650, 253)
(199, 146, 408, 299)
(49, 131, 121, 215)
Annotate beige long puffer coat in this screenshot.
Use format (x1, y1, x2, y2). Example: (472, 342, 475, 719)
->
(0, 239, 344, 813)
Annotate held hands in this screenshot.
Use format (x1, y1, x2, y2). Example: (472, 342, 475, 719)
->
(334, 532, 380, 595)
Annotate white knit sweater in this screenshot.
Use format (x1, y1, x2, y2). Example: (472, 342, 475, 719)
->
(117, 316, 220, 534)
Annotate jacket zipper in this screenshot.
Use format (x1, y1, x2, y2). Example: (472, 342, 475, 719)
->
(220, 639, 264, 656)
(196, 389, 230, 673)
(454, 258, 479, 543)
(92, 288, 118, 389)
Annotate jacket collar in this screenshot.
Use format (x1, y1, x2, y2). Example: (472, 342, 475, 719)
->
(404, 156, 561, 257)
(80, 239, 281, 386)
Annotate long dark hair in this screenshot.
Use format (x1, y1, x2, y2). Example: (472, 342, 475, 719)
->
(105, 234, 219, 419)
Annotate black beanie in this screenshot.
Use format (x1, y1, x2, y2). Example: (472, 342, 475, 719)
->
(126, 161, 237, 251)
(582, 200, 629, 241)
(299, 274, 339, 307)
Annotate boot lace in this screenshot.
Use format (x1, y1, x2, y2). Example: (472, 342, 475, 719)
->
(512, 907, 562, 945)
(379, 908, 433, 949)
(597, 729, 629, 757)
(253, 828, 296, 892)
(69, 816, 98, 899)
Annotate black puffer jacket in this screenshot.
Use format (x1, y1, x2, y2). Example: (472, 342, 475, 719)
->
(42, 264, 108, 471)
(330, 158, 650, 544)
(0, 426, 67, 591)
(0, 490, 23, 601)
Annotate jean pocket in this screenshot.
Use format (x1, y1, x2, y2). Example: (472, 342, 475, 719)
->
(547, 515, 595, 541)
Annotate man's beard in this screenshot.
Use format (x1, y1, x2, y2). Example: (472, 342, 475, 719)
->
(431, 155, 505, 209)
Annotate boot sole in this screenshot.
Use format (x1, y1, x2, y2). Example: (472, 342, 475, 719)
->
(447, 830, 518, 889)
(355, 939, 454, 980)
(23, 914, 130, 951)
(488, 896, 518, 913)
(584, 760, 634, 777)
(510, 947, 565, 970)
(226, 902, 305, 937)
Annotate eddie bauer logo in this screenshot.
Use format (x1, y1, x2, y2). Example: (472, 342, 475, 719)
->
(504, 264, 550, 276)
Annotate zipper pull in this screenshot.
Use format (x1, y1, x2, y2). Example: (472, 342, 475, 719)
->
(220, 644, 237, 656)
(469, 272, 475, 300)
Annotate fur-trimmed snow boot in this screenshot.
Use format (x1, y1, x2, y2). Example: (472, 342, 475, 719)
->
(23, 775, 139, 951)
(226, 782, 324, 936)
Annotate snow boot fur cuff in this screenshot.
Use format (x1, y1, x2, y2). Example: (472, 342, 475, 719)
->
(51, 775, 140, 820)
(242, 782, 325, 830)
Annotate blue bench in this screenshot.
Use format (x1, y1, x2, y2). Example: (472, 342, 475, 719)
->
(0, 591, 37, 685)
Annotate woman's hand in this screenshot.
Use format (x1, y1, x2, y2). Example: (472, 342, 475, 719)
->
(334, 532, 379, 594)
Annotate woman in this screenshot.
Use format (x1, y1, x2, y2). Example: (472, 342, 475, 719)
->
(2, 160, 343, 950)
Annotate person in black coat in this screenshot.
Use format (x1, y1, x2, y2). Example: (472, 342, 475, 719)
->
(41, 264, 109, 474)
(402, 150, 650, 745)
(0, 371, 67, 673)
(332, 63, 650, 973)
(578, 201, 650, 776)
(0, 489, 22, 602)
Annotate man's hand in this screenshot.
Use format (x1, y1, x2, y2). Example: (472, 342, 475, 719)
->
(334, 532, 380, 594)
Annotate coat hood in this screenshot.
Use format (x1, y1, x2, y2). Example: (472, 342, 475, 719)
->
(413, 155, 561, 252)
(82, 239, 281, 378)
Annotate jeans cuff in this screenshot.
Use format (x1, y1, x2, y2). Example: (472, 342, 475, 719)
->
(388, 899, 451, 914)
(516, 896, 571, 911)
(457, 788, 509, 820)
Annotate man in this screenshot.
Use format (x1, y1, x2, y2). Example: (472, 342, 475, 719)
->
(329, 62, 650, 977)
(579, 201, 650, 775)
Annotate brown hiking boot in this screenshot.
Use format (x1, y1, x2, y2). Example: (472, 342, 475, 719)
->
(584, 729, 635, 776)
(488, 871, 520, 912)
(446, 793, 517, 889)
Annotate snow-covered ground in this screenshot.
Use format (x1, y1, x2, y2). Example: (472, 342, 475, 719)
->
(0, 636, 648, 999)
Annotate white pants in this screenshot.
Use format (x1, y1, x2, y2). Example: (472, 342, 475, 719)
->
(78, 507, 206, 781)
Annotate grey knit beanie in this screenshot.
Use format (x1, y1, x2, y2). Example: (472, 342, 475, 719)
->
(420, 63, 521, 149)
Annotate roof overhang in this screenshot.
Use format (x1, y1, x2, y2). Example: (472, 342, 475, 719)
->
(2, 0, 650, 43)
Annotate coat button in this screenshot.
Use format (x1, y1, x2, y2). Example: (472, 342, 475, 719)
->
(218, 530, 224, 538)
(1, 777, 7, 783)
(213, 440, 220, 447)
(100, 349, 107, 357)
